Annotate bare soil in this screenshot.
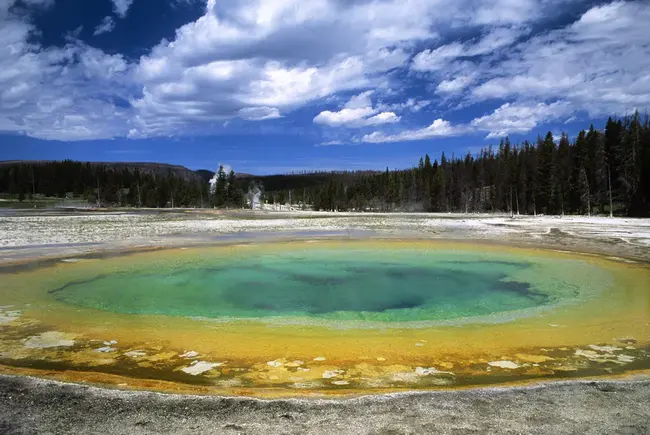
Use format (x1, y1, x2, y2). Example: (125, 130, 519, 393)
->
(1, 375, 649, 435)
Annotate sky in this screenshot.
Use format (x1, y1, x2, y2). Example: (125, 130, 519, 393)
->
(0, 0, 649, 174)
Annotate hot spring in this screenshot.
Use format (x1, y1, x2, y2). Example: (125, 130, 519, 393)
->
(1, 240, 649, 396)
(52, 251, 553, 322)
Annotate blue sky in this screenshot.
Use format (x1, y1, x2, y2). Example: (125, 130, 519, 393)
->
(0, 0, 648, 174)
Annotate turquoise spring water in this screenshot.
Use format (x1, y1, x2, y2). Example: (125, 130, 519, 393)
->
(50, 247, 598, 323)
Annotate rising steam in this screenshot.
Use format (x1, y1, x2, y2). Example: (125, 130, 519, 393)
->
(247, 183, 262, 209)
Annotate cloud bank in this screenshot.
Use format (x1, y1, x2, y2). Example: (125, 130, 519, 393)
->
(0, 0, 648, 142)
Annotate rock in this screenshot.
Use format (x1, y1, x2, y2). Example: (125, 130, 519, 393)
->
(0, 307, 21, 325)
(588, 345, 622, 353)
(322, 370, 343, 379)
(488, 360, 520, 369)
(124, 350, 146, 358)
(415, 367, 454, 376)
(181, 361, 222, 376)
(180, 351, 199, 359)
(617, 337, 637, 344)
(24, 332, 75, 349)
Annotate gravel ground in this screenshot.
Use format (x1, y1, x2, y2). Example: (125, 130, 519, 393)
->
(1, 375, 649, 435)
(2, 209, 650, 263)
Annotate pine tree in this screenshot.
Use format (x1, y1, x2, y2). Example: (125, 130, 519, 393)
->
(431, 160, 446, 212)
(589, 130, 607, 213)
(226, 169, 237, 206)
(423, 154, 433, 211)
(578, 167, 591, 216)
(556, 133, 571, 216)
(570, 130, 588, 213)
(640, 114, 650, 215)
(536, 132, 556, 214)
(214, 165, 227, 207)
(619, 112, 643, 214)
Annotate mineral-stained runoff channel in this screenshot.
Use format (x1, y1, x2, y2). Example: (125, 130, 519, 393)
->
(0, 240, 649, 397)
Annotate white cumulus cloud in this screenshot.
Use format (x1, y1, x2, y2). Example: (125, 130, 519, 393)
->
(237, 107, 282, 121)
(436, 76, 474, 94)
(362, 119, 460, 143)
(313, 91, 400, 128)
(470, 101, 574, 138)
(0, 11, 132, 140)
(470, 1, 650, 117)
(93, 16, 115, 35)
(111, 0, 134, 18)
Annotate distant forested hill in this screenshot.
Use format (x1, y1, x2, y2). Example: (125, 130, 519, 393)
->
(0, 161, 202, 181)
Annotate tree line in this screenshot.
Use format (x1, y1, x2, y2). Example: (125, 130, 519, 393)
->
(261, 113, 650, 216)
(1, 113, 648, 216)
(0, 160, 244, 208)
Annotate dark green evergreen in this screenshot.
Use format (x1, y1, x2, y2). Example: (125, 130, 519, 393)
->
(249, 114, 650, 216)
